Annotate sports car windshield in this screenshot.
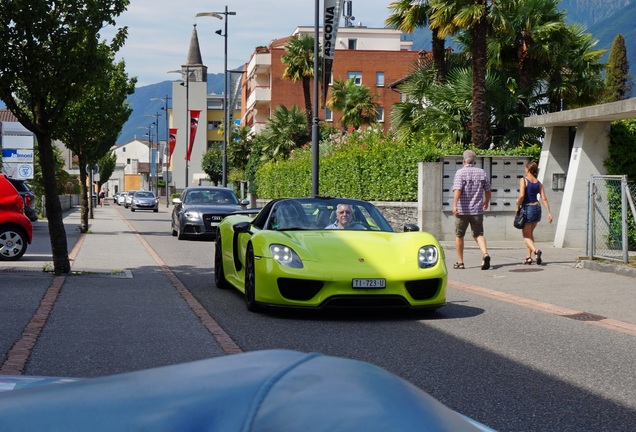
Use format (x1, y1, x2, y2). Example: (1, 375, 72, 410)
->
(259, 198, 394, 232)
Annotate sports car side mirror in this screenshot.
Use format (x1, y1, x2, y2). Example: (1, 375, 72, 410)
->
(240, 199, 250, 207)
(403, 224, 420, 232)
(234, 221, 253, 234)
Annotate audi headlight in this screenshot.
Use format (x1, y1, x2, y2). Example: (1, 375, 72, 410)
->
(184, 210, 201, 220)
(270, 244, 303, 268)
(418, 246, 438, 268)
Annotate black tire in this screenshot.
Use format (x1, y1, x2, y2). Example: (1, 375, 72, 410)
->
(177, 225, 185, 240)
(171, 219, 178, 237)
(0, 225, 29, 261)
(131, 208, 135, 212)
(214, 236, 230, 289)
(153, 209, 158, 213)
(244, 244, 259, 312)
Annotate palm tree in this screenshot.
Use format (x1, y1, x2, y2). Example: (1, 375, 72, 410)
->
(489, 0, 568, 117)
(543, 24, 605, 112)
(261, 105, 309, 159)
(430, 0, 491, 149)
(281, 34, 316, 136)
(386, 0, 447, 83)
(327, 79, 379, 131)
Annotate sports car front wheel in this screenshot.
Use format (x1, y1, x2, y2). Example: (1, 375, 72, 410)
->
(214, 236, 230, 289)
(244, 244, 259, 312)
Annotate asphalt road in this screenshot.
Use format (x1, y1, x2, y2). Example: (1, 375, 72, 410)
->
(2, 202, 635, 431)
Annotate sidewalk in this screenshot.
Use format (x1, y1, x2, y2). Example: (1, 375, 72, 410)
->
(0, 204, 230, 376)
(440, 240, 636, 328)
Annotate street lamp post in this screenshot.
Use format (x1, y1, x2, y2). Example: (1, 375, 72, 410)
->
(168, 67, 190, 189)
(138, 124, 153, 191)
(312, 0, 320, 197)
(196, 6, 236, 188)
(151, 95, 171, 207)
(145, 112, 161, 195)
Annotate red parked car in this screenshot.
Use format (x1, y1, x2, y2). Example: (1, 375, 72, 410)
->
(0, 174, 33, 260)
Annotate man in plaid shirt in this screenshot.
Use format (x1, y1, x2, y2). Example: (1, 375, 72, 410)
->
(452, 150, 491, 270)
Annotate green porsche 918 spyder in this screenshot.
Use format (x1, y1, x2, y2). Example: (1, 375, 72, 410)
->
(214, 197, 447, 312)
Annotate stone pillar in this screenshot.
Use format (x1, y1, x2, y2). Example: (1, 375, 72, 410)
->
(553, 122, 610, 248)
(418, 162, 443, 236)
(536, 126, 570, 243)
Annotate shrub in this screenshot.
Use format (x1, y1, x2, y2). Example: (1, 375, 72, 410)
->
(606, 120, 636, 250)
(255, 127, 541, 201)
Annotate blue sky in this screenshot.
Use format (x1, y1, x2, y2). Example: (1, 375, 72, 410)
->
(105, 0, 395, 87)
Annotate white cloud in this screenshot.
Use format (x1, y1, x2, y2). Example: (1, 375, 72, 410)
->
(105, 0, 394, 86)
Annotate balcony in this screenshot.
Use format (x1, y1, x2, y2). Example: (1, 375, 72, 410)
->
(246, 86, 271, 111)
(247, 52, 271, 78)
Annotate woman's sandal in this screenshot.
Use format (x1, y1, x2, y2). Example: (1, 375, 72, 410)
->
(523, 257, 533, 265)
(453, 262, 465, 269)
(535, 249, 542, 265)
(481, 254, 491, 270)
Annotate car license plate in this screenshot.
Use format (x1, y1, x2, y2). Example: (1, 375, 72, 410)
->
(352, 278, 386, 289)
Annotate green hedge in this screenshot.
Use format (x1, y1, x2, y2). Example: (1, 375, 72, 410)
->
(256, 128, 541, 201)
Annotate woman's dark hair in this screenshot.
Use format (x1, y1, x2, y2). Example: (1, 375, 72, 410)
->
(526, 161, 538, 176)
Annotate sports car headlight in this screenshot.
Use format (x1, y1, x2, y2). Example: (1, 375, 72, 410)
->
(270, 244, 303, 268)
(418, 246, 439, 268)
(184, 210, 201, 220)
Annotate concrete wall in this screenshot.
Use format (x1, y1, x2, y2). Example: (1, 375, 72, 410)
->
(416, 161, 552, 242)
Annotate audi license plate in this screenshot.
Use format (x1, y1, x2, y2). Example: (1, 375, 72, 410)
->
(352, 278, 386, 289)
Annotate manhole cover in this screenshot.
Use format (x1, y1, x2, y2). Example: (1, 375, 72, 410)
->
(509, 268, 544, 273)
(564, 312, 606, 322)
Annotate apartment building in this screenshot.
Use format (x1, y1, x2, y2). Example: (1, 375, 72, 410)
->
(242, 26, 420, 134)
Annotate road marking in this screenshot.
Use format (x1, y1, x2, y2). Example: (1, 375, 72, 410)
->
(116, 210, 243, 355)
(449, 280, 636, 337)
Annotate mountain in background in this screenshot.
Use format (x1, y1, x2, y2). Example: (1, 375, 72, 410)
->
(558, 0, 632, 26)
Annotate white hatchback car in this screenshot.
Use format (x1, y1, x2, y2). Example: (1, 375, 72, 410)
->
(116, 192, 128, 206)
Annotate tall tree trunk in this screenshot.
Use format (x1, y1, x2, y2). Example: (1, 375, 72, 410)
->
(517, 37, 533, 118)
(431, 28, 447, 84)
(471, 14, 489, 149)
(302, 76, 313, 137)
(36, 133, 71, 274)
(77, 153, 90, 233)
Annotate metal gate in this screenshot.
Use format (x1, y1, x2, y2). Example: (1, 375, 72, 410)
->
(587, 175, 636, 263)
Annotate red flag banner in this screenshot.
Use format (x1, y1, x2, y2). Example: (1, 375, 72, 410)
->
(187, 110, 201, 161)
(168, 128, 178, 166)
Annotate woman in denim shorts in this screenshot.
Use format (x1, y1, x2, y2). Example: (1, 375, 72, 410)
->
(516, 162, 553, 265)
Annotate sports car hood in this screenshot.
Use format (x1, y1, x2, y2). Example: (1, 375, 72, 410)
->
(271, 230, 441, 266)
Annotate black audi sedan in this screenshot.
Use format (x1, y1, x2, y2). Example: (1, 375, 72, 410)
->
(170, 186, 248, 240)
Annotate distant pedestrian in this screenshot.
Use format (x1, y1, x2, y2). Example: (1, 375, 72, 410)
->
(517, 161, 552, 265)
(99, 190, 105, 207)
(452, 149, 492, 270)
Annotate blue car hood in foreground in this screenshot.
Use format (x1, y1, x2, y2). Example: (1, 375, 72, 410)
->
(0, 350, 493, 431)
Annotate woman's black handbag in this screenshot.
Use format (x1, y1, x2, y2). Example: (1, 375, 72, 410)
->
(514, 207, 526, 229)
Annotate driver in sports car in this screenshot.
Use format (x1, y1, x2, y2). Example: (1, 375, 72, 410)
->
(325, 203, 367, 230)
